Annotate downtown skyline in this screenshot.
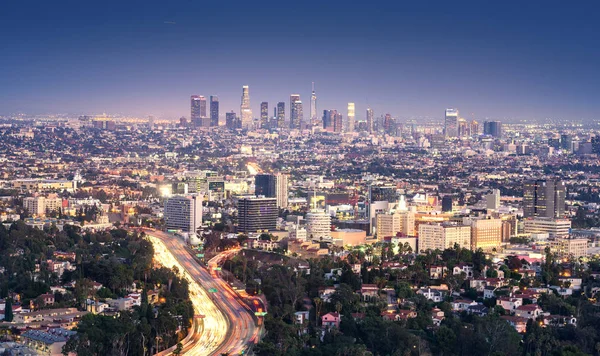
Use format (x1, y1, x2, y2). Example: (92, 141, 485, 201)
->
(1, 1, 599, 121)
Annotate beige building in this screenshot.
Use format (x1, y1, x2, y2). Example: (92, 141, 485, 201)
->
(23, 195, 63, 217)
(331, 229, 367, 246)
(467, 217, 503, 251)
(524, 218, 571, 237)
(376, 211, 415, 240)
(549, 236, 588, 259)
(12, 179, 74, 192)
(418, 223, 471, 253)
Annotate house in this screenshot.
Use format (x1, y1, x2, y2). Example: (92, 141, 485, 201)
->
(470, 279, 487, 292)
(417, 288, 447, 303)
(467, 304, 489, 317)
(542, 315, 577, 328)
(381, 309, 417, 321)
(514, 304, 543, 319)
(318, 286, 336, 302)
(324, 268, 342, 280)
(496, 297, 522, 312)
(431, 308, 445, 326)
(20, 328, 77, 356)
(351, 264, 361, 274)
(294, 311, 310, 325)
(39, 293, 55, 306)
(453, 263, 474, 278)
(451, 299, 478, 312)
(360, 284, 379, 302)
(483, 286, 497, 299)
(382, 262, 405, 270)
(350, 313, 366, 322)
(430, 266, 447, 279)
(501, 315, 528, 333)
(558, 278, 582, 291)
(321, 312, 341, 328)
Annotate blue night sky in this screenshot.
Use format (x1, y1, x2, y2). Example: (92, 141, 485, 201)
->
(1, 0, 599, 121)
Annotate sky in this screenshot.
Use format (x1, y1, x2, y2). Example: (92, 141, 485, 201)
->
(1, 0, 599, 122)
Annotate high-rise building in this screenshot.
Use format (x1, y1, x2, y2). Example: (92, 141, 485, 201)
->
(486, 189, 501, 210)
(418, 223, 471, 253)
(376, 211, 415, 240)
(383, 113, 395, 135)
(333, 110, 343, 133)
(164, 194, 203, 232)
(23, 195, 63, 217)
(523, 179, 566, 218)
(210, 96, 219, 127)
(470, 120, 479, 136)
(369, 183, 397, 203)
(190, 95, 205, 127)
(347, 103, 355, 132)
(290, 94, 303, 129)
(237, 197, 277, 233)
(240, 86, 252, 129)
(306, 209, 331, 241)
(366, 108, 374, 133)
(524, 217, 571, 237)
(466, 217, 502, 251)
(484, 121, 502, 138)
(441, 196, 453, 212)
(310, 82, 317, 125)
(444, 108, 459, 138)
(322, 110, 333, 131)
(260, 102, 269, 129)
(255, 174, 276, 197)
(275, 173, 289, 209)
(277, 102, 285, 128)
(226, 111, 239, 129)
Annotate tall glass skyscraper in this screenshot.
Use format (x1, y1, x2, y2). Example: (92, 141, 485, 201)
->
(444, 108, 459, 138)
(190, 95, 204, 127)
(366, 108, 374, 133)
(277, 102, 285, 128)
(260, 102, 269, 129)
(290, 94, 302, 129)
(347, 103, 355, 132)
(210, 95, 219, 127)
(240, 85, 252, 129)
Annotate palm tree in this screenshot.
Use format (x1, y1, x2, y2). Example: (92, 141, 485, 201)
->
(313, 297, 323, 326)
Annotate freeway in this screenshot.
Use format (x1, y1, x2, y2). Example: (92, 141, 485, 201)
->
(144, 229, 260, 355)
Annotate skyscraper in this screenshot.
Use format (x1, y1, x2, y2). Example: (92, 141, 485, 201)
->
(322, 110, 333, 131)
(383, 113, 394, 135)
(347, 103, 355, 132)
(275, 173, 289, 209)
(226, 111, 239, 129)
(484, 120, 502, 138)
(260, 102, 268, 129)
(310, 82, 317, 125)
(190, 95, 203, 127)
(255, 174, 276, 197)
(237, 197, 277, 233)
(444, 108, 459, 138)
(210, 95, 219, 127)
(523, 179, 566, 219)
(240, 85, 252, 129)
(277, 102, 285, 128)
(290, 94, 303, 129)
(164, 194, 203, 232)
(333, 110, 343, 133)
(366, 108, 374, 134)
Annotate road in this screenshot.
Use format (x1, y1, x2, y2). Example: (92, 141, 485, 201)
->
(144, 229, 260, 355)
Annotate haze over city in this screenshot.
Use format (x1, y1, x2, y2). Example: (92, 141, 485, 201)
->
(1, 1, 599, 121)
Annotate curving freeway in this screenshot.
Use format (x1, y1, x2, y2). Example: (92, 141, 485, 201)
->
(144, 229, 260, 355)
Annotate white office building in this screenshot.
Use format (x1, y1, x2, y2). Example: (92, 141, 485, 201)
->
(164, 194, 203, 232)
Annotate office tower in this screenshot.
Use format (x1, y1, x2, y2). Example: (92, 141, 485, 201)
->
(383, 113, 395, 135)
(310, 82, 317, 124)
(240, 85, 252, 129)
(347, 103, 355, 132)
(444, 108, 459, 138)
(237, 197, 277, 233)
(369, 183, 397, 203)
(561, 134, 573, 151)
(333, 111, 343, 133)
(210, 96, 219, 127)
(322, 110, 333, 131)
(290, 94, 303, 129)
(277, 102, 285, 128)
(376, 210, 415, 240)
(483, 120, 502, 138)
(255, 174, 276, 197)
(441, 195, 453, 212)
(458, 118, 468, 137)
(418, 223, 471, 253)
(524, 217, 571, 237)
(23, 195, 63, 217)
(179, 117, 188, 127)
(260, 102, 269, 129)
(486, 189, 501, 210)
(190, 95, 203, 126)
(470, 120, 479, 136)
(164, 194, 203, 232)
(275, 173, 289, 209)
(467, 217, 502, 251)
(549, 236, 588, 259)
(366, 108, 374, 133)
(226, 111, 239, 129)
(523, 179, 566, 218)
(306, 209, 331, 241)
